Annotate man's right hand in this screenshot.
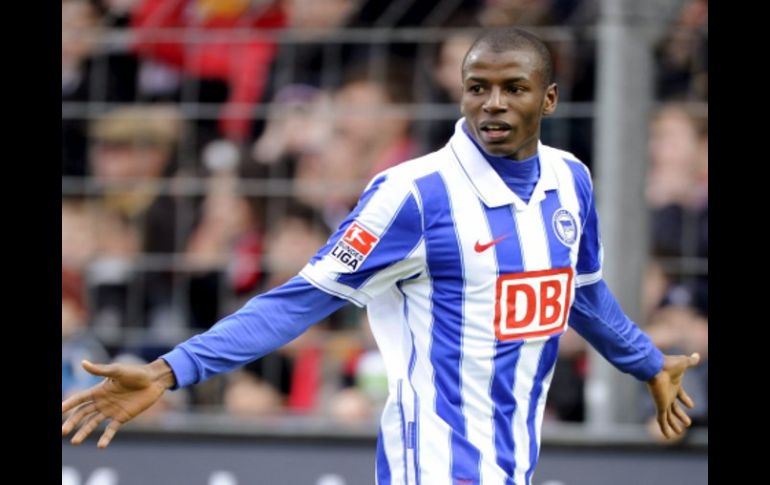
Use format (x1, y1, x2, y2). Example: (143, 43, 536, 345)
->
(61, 359, 176, 448)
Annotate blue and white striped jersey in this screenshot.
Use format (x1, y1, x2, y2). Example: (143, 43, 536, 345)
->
(299, 119, 605, 485)
(162, 118, 662, 485)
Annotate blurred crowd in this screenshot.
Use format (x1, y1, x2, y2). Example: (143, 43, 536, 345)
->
(62, 0, 707, 433)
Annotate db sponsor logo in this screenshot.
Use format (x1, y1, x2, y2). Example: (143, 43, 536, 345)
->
(330, 222, 380, 271)
(494, 268, 573, 340)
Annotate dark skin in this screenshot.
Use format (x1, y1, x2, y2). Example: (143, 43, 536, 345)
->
(62, 42, 700, 448)
(461, 44, 557, 160)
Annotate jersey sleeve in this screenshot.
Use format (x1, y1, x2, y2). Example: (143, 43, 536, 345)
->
(568, 161, 603, 288)
(576, 191, 603, 287)
(300, 172, 424, 307)
(569, 280, 664, 381)
(161, 275, 347, 389)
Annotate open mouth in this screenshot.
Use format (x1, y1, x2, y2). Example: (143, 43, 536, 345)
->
(479, 121, 512, 142)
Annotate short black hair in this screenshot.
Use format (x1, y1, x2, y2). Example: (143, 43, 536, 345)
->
(462, 27, 554, 86)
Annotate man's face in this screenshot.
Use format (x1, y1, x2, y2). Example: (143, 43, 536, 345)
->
(90, 140, 168, 181)
(461, 45, 557, 159)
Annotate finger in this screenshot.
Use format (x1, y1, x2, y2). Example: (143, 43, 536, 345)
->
(97, 420, 123, 449)
(666, 409, 682, 435)
(70, 411, 97, 444)
(62, 402, 95, 436)
(71, 412, 108, 445)
(82, 360, 122, 379)
(678, 387, 695, 409)
(688, 352, 701, 367)
(62, 390, 92, 414)
(657, 412, 672, 439)
(672, 401, 692, 428)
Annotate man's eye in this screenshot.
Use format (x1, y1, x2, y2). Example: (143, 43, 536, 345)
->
(469, 85, 484, 94)
(507, 86, 523, 94)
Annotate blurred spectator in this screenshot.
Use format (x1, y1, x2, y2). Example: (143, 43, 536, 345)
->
(62, 269, 110, 399)
(642, 101, 708, 436)
(223, 368, 284, 417)
(421, 30, 476, 152)
(646, 306, 708, 363)
(62, 0, 102, 89)
(62, 198, 141, 348)
(250, 85, 334, 259)
(183, 142, 266, 328)
(130, 0, 287, 144)
(646, 104, 708, 315)
(248, 0, 381, 146)
(295, 64, 418, 229)
(328, 317, 387, 424)
(433, 34, 476, 105)
(251, 84, 333, 178)
(655, 0, 708, 101)
(101, 0, 142, 26)
(261, 203, 330, 289)
(258, 0, 363, 109)
(544, 328, 587, 422)
(62, 198, 140, 271)
(339, 65, 419, 177)
(87, 105, 188, 339)
(477, 0, 556, 27)
(63, 0, 141, 176)
(647, 106, 707, 211)
(89, 105, 185, 255)
(62, 0, 105, 177)
(223, 202, 337, 416)
(185, 143, 249, 272)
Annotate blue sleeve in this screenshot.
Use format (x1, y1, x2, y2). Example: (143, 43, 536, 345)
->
(575, 189, 602, 286)
(564, 159, 603, 288)
(160, 275, 347, 389)
(569, 279, 663, 381)
(300, 173, 425, 307)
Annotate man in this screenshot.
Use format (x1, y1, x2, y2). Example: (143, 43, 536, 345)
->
(62, 28, 700, 485)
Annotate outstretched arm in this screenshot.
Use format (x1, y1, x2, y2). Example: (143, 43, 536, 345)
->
(62, 275, 346, 447)
(567, 161, 701, 439)
(63, 169, 426, 447)
(569, 280, 700, 439)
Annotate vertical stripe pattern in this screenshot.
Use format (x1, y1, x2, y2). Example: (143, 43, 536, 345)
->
(416, 172, 481, 484)
(484, 203, 525, 482)
(301, 127, 601, 484)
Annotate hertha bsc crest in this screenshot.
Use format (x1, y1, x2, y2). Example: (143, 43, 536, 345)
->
(552, 209, 578, 246)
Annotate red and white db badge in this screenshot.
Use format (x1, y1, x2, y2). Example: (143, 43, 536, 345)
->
(494, 268, 573, 340)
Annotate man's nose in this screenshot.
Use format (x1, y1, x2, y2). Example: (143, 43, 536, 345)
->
(483, 87, 506, 113)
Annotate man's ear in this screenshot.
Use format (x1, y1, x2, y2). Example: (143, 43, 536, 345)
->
(543, 83, 559, 116)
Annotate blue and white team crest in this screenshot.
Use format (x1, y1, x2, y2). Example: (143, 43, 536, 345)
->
(552, 208, 578, 246)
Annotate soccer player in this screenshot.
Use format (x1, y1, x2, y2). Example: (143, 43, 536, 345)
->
(62, 27, 701, 485)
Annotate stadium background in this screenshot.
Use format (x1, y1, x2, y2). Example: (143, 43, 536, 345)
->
(61, 0, 707, 483)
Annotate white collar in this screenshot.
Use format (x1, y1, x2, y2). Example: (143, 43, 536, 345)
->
(447, 118, 560, 211)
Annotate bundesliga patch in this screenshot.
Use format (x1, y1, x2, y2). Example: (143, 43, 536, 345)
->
(552, 208, 578, 246)
(330, 222, 380, 271)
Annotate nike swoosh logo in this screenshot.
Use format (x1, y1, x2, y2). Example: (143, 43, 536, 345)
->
(474, 234, 508, 253)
